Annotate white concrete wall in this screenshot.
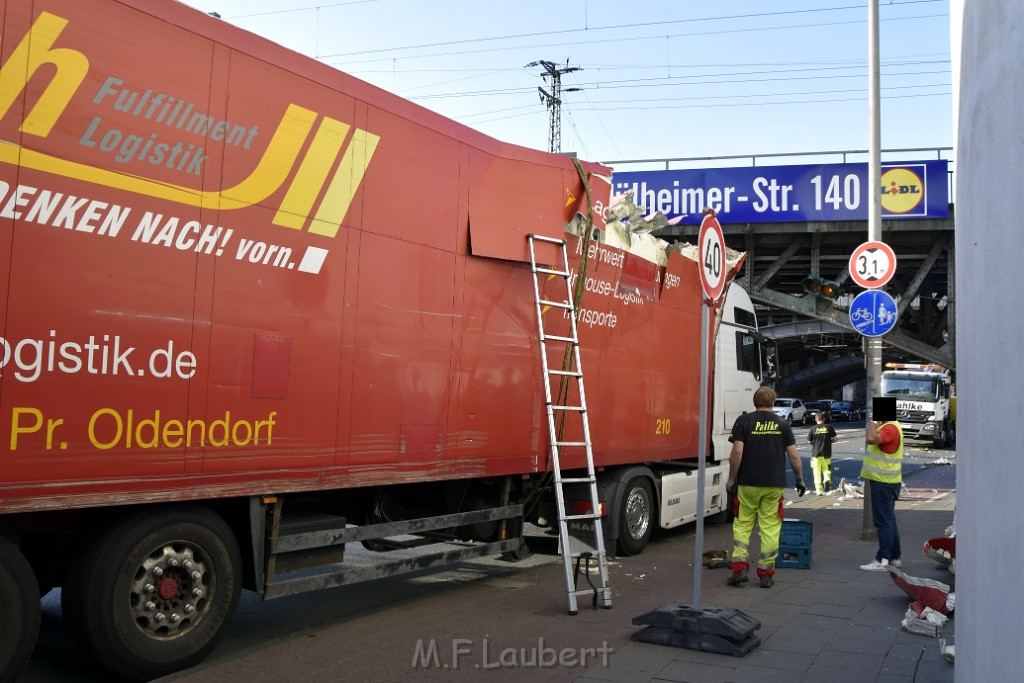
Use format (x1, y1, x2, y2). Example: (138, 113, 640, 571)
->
(954, 1, 1024, 680)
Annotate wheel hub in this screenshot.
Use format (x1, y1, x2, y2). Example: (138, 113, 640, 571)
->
(157, 577, 178, 600)
(625, 490, 650, 540)
(130, 544, 210, 637)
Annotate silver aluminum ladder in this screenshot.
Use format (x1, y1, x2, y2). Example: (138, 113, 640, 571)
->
(527, 233, 612, 615)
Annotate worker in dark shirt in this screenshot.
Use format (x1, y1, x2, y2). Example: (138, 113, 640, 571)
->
(726, 386, 805, 588)
(807, 412, 838, 495)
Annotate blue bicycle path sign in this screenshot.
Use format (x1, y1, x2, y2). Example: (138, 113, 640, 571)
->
(849, 289, 898, 337)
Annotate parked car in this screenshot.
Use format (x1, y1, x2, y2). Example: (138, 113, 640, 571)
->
(772, 398, 809, 425)
(854, 400, 867, 420)
(830, 400, 857, 421)
(805, 400, 833, 423)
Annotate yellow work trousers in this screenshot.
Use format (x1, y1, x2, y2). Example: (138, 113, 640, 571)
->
(731, 485, 784, 576)
(811, 456, 832, 494)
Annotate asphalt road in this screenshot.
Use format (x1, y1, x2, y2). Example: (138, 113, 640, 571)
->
(795, 419, 956, 491)
(18, 420, 956, 683)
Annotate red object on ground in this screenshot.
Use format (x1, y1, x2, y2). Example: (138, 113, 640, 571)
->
(924, 536, 957, 558)
(889, 568, 953, 615)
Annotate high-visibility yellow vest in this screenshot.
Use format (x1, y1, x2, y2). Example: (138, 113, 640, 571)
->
(860, 421, 903, 483)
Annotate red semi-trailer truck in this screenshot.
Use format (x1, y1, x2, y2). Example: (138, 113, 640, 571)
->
(0, 1, 771, 679)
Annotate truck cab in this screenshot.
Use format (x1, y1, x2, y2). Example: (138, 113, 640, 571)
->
(713, 284, 773, 460)
(880, 363, 954, 448)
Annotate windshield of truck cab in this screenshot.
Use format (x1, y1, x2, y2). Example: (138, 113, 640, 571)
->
(881, 375, 939, 402)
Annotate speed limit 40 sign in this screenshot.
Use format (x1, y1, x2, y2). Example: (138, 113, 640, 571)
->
(698, 213, 726, 301)
(849, 240, 897, 289)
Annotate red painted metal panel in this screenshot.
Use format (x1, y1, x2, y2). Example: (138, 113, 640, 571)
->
(360, 104, 461, 252)
(619, 252, 659, 301)
(251, 334, 292, 400)
(348, 232, 456, 466)
(455, 256, 540, 471)
(467, 154, 608, 263)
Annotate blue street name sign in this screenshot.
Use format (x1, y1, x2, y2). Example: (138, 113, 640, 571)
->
(849, 290, 898, 337)
(612, 160, 949, 224)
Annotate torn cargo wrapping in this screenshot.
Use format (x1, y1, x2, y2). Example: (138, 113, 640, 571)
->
(902, 606, 949, 637)
(573, 189, 745, 275)
(889, 567, 955, 615)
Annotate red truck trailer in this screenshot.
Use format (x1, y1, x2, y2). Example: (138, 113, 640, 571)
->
(0, 1, 770, 679)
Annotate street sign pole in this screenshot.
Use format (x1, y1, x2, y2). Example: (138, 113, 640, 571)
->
(695, 296, 710, 611)
(693, 211, 724, 612)
(864, 0, 883, 541)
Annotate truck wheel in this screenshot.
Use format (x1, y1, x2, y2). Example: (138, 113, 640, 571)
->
(617, 478, 654, 556)
(61, 506, 241, 680)
(933, 422, 948, 449)
(0, 536, 41, 683)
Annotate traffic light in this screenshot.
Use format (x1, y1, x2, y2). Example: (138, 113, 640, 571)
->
(802, 276, 843, 299)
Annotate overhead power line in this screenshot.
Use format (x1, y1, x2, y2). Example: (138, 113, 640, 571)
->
(407, 66, 951, 102)
(312, 0, 946, 60)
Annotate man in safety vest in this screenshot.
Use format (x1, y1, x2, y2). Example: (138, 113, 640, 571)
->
(726, 386, 805, 589)
(859, 396, 904, 571)
(807, 412, 838, 495)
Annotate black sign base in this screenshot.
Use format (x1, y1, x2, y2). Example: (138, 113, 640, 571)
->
(631, 602, 761, 657)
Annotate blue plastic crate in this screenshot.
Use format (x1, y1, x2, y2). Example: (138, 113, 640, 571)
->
(777, 544, 812, 569)
(780, 520, 812, 547)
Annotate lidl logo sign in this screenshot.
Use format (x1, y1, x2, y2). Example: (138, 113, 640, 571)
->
(880, 167, 925, 215)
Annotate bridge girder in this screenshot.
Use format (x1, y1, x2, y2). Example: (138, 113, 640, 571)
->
(655, 213, 956, 376)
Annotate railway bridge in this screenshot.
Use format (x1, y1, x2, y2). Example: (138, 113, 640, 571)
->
(608, 148, 955, 397)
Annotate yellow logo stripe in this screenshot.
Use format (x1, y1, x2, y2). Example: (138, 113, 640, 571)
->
(309, 127, 380, 238)
(273, 116, 351, 229)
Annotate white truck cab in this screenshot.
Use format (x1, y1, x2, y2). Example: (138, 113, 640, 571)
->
(880, 363, 954, 448)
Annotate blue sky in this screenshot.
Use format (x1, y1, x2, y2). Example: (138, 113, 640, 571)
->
(179, 0, 952, 170)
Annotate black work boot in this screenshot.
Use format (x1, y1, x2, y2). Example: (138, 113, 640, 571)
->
(727, 570, 749, 586)
(759, 574, 774, 588)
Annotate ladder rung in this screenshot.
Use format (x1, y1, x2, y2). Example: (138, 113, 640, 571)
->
(551, 405, 585, 412)
(542, 334, 577, 344)
(538, 298, 573, 309)
(557, 476, 596, 484)
(528, 234, 565, 245)
(564, 513, 601, 521)
(554, 442, 589, 448)
(535, 267, 570, 277)
(548, 369, 582, 377)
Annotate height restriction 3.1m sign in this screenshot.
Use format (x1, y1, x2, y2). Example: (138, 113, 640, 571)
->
(849, 240, 897, 289)
(698, 213, 726, 301)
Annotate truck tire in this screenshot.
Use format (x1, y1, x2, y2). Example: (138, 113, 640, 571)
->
(61, 506, 241, 680)
(0, 536, 41, 683)
(933, 422, 948, 449)
(617, 478, 654, 556)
